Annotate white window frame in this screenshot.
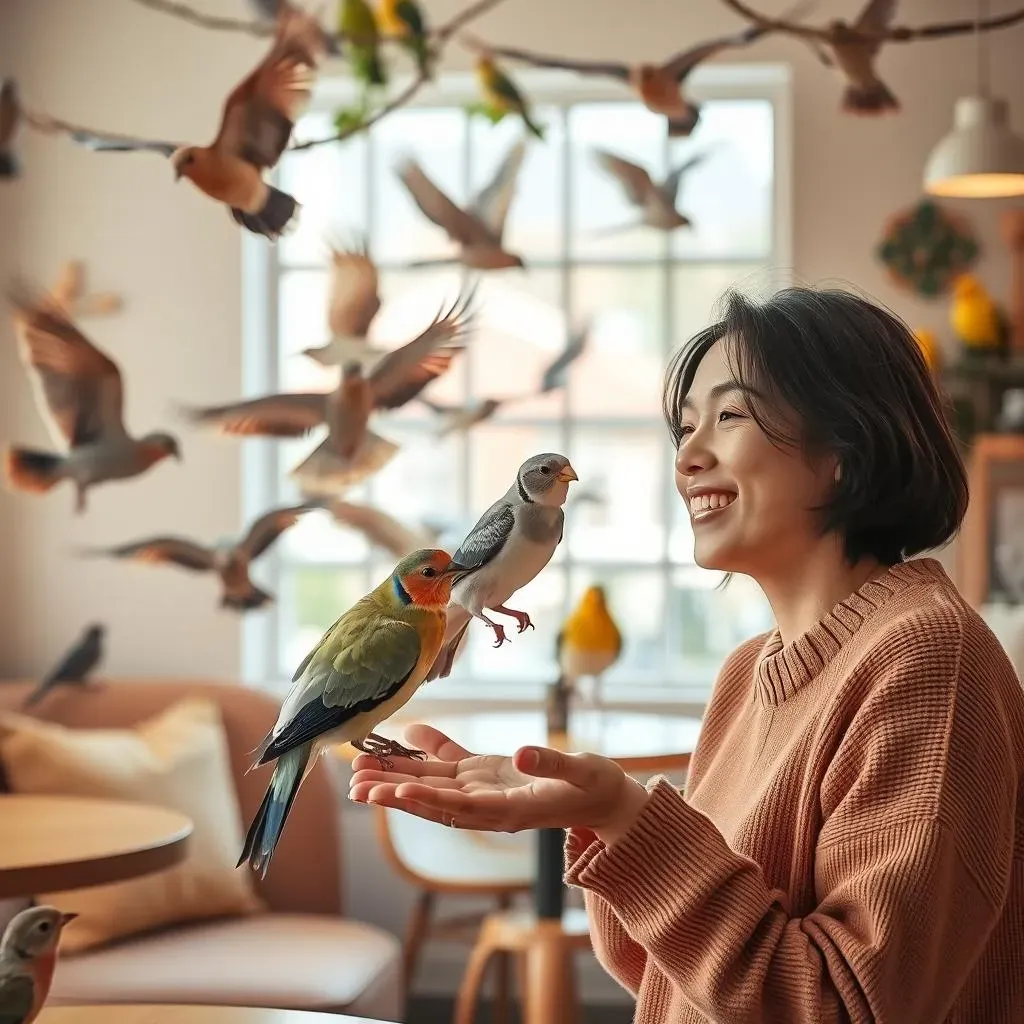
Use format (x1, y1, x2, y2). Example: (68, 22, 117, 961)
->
(240, 63, 793, 714)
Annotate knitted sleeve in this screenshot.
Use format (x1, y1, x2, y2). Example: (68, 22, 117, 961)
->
(565, 624, 1018, 1023)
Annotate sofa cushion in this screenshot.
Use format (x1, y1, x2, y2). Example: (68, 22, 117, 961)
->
(48, 913, 403, 1020)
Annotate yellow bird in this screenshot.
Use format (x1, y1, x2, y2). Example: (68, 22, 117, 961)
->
(556, 585, 622, 707)
(912, 327, 941, 373)
(376, 0, 430, 75)
(950, 274, 1007, 354)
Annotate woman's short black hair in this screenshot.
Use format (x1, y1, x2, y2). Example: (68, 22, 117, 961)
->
(663, 286, 969, 567)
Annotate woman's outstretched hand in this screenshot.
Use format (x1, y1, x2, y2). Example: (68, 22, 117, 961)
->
(348, 724, 650, 842)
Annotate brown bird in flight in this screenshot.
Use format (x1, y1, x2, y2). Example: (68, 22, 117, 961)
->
(593, 149, 708, 232)
(65, 5, 324, 238)
(0, 78, 21, 179)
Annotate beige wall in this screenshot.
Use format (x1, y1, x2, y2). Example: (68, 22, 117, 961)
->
(0, 0, 1020, 679)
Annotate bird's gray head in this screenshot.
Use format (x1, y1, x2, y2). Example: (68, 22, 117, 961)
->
(1, 906, 77, 960)
(142, 432, 182, 461)
(517, 453, 578, 506)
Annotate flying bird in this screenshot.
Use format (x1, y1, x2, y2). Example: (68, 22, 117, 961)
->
(5, 288, 181, 514)
(539, 320, 590, 393)
(23, 623, 105, 709)
(80, 503, 320, 612)
(593, 149, 707, 232)
(823, 0, 901, 113)
(325, 500, 445, 559)
(397, 137, 527, 270)
(0, 78, 21, 179)
(426, 453, 578, 681)
(556, 585, 622, 707)
(65, 5, 325, 238)
(0, 906, 78, 1024)
(238, 548, 473, 877)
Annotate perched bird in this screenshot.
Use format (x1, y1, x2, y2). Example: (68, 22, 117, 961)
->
(556, 585, 622, 707)
(950, 274, 1008, 355)
(80, 503, 319, 612)
(0, 78, 21, 179)
(0, 906, 78, 1024)
(341, 0, 386, 85)
(300, 239, 383, 369)
(822, 0, 900, 114)
(5, 288, 181, 514)
(593, 149, 707, 233)
(426, 453, 578, 681)
(184, 289, 474, 494)
(238, 548, 472, 876)
(397, 137, 527, 270)
(377, 0, 431, 76)
(474, 56, 544, 139)
(66, 5, 324, 239)
(326, 500, 444, 559)
(23, 624, 105, 710)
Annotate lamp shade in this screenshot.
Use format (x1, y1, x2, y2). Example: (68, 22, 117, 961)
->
(924, 96, 1024, 198)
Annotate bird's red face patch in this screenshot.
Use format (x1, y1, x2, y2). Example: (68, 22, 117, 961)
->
(401, 550, 460, 609)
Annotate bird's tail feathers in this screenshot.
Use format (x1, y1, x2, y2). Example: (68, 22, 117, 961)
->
(841, 80, 899, 115)
(0, 149, 18, 179)
(5, 447, 66, 493)
(666, 110, 699, 137)
(231, 187, 301, 240)
(290, 432, 399, 497)
(245, 728, 278, 774)
(237, 743, 311, 879)
(222, 584, 274, 612)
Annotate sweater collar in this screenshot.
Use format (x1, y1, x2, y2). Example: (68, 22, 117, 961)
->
(753, 557, 952, 707)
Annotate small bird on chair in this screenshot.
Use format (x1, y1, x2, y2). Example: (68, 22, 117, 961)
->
(557, 585, 622, 708)
(0, 906, 78, 1024)
(22, 623, 105, 709)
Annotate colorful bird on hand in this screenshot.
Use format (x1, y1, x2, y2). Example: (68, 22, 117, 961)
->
(0, 906, 78, 1024)
(426, 453, 578, 681)
(66, 4, 324, 239)
(80, 503, 320, 612)
(0, 78, 21, 179)
(397, 137, 527, 270)
(950, 273, 1009, 357)
(474, 56, 544, 139)
(341, 0, 387, 86)
(5, 287, 181, 514)
(23, 623, 105, 709)
(238, 547, 474, 877)
(593, 149, 707, 233)
(377, 0, 431, 76)
(556, 585, 622, 708)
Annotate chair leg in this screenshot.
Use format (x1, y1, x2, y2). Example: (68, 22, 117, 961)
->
(492, 893, 512, 1024)
(454, 934, 497, 1024)
(403, 890, 435, 991)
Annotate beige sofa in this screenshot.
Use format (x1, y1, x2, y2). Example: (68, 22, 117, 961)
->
(0, 678, 404, 1022)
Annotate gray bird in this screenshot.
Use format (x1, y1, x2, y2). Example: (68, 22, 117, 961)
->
(5, 288, 181, 514)
(0, 906, 77, 1024)
(397, 137, 527, 270)
(593, 149, 708, 233)
(80, 503, 319, 612)
(426, 452, 578, 681)
(23, 624, 105, 709)
(0, 78, 20, 179)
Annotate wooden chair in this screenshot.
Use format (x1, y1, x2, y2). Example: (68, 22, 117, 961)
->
(372, 804, 534, 1021)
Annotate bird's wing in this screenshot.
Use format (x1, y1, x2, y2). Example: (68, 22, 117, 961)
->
(368, 288, 475, 409)
(0, 971, 34, 1024)
(855, 0, 899, 33)
(327, 243, 381, 339)
(91, 537, 218, 572)
(240, 502, 315, 561)
(329, 501, 431, 559)
(469, 138, 527, 240)
(40, 630, 98, 686)
(592, 150, 654, 207)
(539, 322, 589, 393)
(480, 44, 629, 80)
(0, 79, 18, 144)
(213, 5, 321, 168)
(396, 159, 493, 246)
(660, 151, 709, 203)
(10, 288, 127, 448)
(453, 499, 516, 567)
(662, 23, 769, 81)
(65, 130, 181, 155)
(265, 608, 424, 757)
(182, 393, 326, 437)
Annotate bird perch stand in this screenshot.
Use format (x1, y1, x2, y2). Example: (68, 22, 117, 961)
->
(50, 261, 123, 318)
(1002, 209, 1024, 355)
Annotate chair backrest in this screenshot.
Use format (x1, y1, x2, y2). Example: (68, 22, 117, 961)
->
(0, 678, 343, 916)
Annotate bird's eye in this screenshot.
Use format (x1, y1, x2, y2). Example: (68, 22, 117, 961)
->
(421, 567, 437, 578)
(38, 922, 51, 933)
(540, 466, 551, 475)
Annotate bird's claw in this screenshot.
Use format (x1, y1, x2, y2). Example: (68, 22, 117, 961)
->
(490, 623, 509, 647)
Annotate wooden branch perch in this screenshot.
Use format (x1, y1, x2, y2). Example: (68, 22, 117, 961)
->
(719, 0, 1024, 42)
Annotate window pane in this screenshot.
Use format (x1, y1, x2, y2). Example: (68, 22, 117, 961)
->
(569, 101, 668, 261)
(669, 100, 774, 261)
(469, 106, 565, 261)
(277, 565, 370, 675)
(569, 266, 665, 416)
(566, 428, 667, 563)
(667, 566, 774, 682)
(371, 107, 467, 263)
(278, 268, 335, 392)
(671, 263, 770, 351)
(567, 568, 667, 684)
(280, 112, 369, 265)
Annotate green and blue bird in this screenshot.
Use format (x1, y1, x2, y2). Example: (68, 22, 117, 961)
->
(340, 0, 386, 86)
(475, 56, 544, 139)
(238, 548, 472, 878)
(377, 0, 430, 77)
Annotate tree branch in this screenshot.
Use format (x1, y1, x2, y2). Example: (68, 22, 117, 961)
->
(130, 0, 274, 37)
(719, 0, 1024, 43)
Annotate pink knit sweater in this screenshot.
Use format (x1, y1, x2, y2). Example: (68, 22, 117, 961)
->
(564, 558, 1024, 1022)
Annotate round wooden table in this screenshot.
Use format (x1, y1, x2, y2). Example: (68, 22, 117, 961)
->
(37, 1007, 391, 1024)
(0, 794, 193, 899)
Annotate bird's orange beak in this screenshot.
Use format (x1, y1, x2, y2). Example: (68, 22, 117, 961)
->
(556, 464, 578, 483)
(59, 913, 79, 927)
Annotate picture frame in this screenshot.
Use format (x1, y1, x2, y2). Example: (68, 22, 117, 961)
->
(958, 433, 1024, 607)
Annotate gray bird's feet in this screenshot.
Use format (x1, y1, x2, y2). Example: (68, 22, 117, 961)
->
(494, 604, 534, 634)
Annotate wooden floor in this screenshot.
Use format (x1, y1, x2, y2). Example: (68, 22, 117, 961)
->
(407, 996, 632, 1024)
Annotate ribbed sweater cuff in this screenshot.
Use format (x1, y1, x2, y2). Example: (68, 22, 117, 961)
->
(565, 778, 746, 914)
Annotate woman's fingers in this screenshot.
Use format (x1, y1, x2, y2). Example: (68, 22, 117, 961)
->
(350, 767, 462, 791)
(403, 723, 475, 761)
(514, 746, 605, 787)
